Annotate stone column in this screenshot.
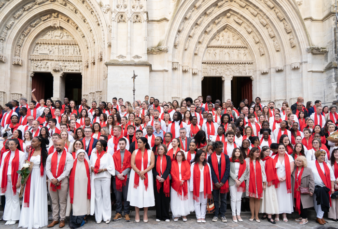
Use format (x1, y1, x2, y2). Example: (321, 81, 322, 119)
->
(222, 76, 232, 102)
(51, 72, 64, 101)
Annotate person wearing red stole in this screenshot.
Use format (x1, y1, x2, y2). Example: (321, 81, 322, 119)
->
(326, 106, 338, 126)
(179, 128, 191, 152)
(129, 130, 143, 154)
(259, 146, 279, 224)
(224, 131, 237, 155)
(213, 107, 222, 125)
(1, 103, 17, 128)
(18, 136, 48, 229)
(69, 140, 84, 160)
(127, 137, 155, 222)
(309, 150, 335, 225)
(91, 123, 101, 140)
(0, 139, 25, 225)
(2, 115, 20, 138)
(260, 128, 273, 148)
(292, 143, 306, 160)
(153, 144, 171, 221)
(208, 141, 230, 223)
(291, 155, 314, 225)
(190, 104, 203, 126)
(245, 147, 266, 222)
(27, 101, 38, 120)
(202, 113, 219, 140)
(229, 148, 247, 222)
(190, 150, 212, 223)
(82, 127, 98, 158)
(269, 113, 282, 131)
(273, 144, 295, 222)
(48, 133, 61, 156)
(89, 140, 115, 224)
(168, 112, 188, 139)
(328, 149, 338, 220)
(112, 138, 131, 222)
(18, 107, 28, 126)
(188, 116, 200, 138)
(310, 106, 325, 128)
(65, 149, 91, 222)
(45, 139, 73, 228)
(48, 119, 61, 136)
(272, 120, 291, 143)
(107, 126, 129, 156)
(167, 138, 181, 161)
(77, 109, 89, 128)
(245, 114, 261, 137)
(170, 150, 193, 221)
(279, 135, 293, 155)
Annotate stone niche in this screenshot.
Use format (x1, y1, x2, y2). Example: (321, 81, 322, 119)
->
(29, 28, 82, 73)
(202, 27, 255, 77)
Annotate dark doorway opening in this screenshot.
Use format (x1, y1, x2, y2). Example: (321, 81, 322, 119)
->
(32, 72, 53, 100)
(65, 73, 82, 105)
(201, 77, 223, 103)
(231, 76, 252, 107)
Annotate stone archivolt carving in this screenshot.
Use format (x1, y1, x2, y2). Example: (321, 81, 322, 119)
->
(102, 4, 111, 14)
(252, 34, 260, 44)
(206, 7, 215, 15)
(203, 48, 252, 62)
(244, 25, 252, 34)
(289, 35, 296, 48)
(274, 10, 285, 21)
(217, 0, 226, 8)
(203, 63, 254, 77)
(210, 28, 245, 46)
(235, 0, 246, 8)
(31, 61, 81, 72)
(172, 62, 179, 70)
(182, 66, 189, 72)
(291, 62, 300, 70)
(13, 8, 24, 19)
(233, 17, 243, 25)
(174, 34, 179, 47)
(283, 21, 292, 34)
(195, 0, 203, 9)
(246, 7, 258, 17)
(13, 56, 23, 66)
(273, 38, 280, 52)
(266, 26, 275, 38)
(116, 0, 128, 10)
(264, 0, 274, 9)
(258, 44, 265, 56)
(258, 15, 267, 27)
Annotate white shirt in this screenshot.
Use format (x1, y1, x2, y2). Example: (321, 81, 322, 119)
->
(201, 122, 219, 140)
(309, 161, 335, 187)
(310, 113, 326, 128)
(107, 136, 130, 156)
(168, 121, 189, 138)
(46, 151, 74, 181)
(189, 162, 213, 193)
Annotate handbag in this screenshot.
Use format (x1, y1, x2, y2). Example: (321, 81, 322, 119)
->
(299, 186, 310, 194)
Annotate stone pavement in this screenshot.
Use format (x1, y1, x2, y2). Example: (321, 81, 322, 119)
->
(1, 210, 337, 229)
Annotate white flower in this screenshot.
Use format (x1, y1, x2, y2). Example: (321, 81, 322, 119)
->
(22, 163, 30, 168)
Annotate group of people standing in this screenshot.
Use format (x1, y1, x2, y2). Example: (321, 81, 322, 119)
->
(0, 92, 338, 228)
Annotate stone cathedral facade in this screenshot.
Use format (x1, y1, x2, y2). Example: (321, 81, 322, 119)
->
(0, 0, 336, 107)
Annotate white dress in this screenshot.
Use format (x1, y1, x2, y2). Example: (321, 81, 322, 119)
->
(127, 149, 155, 208)
(170, 163, 194, 217)
(18, 155, 48, 229)
(273, 154, 294, 214)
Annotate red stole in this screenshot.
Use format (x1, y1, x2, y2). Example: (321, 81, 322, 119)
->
(260, 136, 272, 147)
(1, 149, 20, 195)
(274, 154, 292, 193)
(167, 147, 180, 161)
(294, 167, 304, 214)
(248, 159, 263, 198)
(216, 135, 227, 153)
(19, 116, 27, 125)
(171, 121, 183, 138)
(9, 123, 20, 131)
(134, 150, 148, 190)
(314, 114, 323, 127)
(302, 137, 313, 149)
(155, 156, 170, 197)
(224, 142, 237, 155)
(153, 105, 162, 113)
(69, 159, 91, 204)
(171, 160, 190, 199)
(82, 138, 94, 156)
(190, 124, 200, 137)
(112, 135, 122, 152)
(113, 150, 131, 191)
(1, 110, 14, 127)
(146, 134, 155, 147)
(272, 119, 282, 131)
(206, 122, 215, 138)
(291, 130, 302, 145)
(50, 149, 67, 191)
(211, 153, 229, 193)
(193, 163, 212, 201)
(330, 112, 338, 126)
(232, 158, 246, 191)
(93, 151, 105, 174)
(277, 129, 288, 142)
(334, 162, 338, 190)
(179, 137, 188, 151)
(315, 161, 332, 205)
(48, 146, 55, 155)
(262, 156, 278, 187)
(248, 122, 261, 136)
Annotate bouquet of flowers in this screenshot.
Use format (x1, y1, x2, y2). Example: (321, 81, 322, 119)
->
(327, 131, 338, 143)
(17, 161, 33, 198)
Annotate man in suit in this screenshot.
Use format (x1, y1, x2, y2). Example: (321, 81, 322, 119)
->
(81, 127, 98, 157)
(291, 97, 306, 114)
(179, 128, 191, 152)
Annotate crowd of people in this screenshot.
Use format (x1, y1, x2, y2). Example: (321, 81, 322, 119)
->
(0, 91, 338, 228)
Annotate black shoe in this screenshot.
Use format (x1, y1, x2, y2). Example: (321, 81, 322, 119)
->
(268, 218, 276, 224)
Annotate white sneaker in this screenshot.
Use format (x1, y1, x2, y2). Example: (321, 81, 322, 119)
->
(165, 219, 170, 222)
(156, 219, 160, 222)
(201, 219, 206, 223)
(182, 218, 187, 222)
(197, 219, 201, 223)
(6, 221, 16, 225)
(105, 220, 110, 224)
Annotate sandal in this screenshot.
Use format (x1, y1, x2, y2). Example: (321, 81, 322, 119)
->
(299, 219, 308, 225)
(275, 217, 280, 222)
(283, 218, 288, 222)
(267, 218, 276, 224)
(295, 217, 302, 222)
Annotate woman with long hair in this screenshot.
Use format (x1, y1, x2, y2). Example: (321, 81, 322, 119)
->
(127, 137, 155, 222)
(313, 125, 326, 145)
(90, 140, 115, 224)
(70, 140, 84, 159)
(292, 143, 305, 160)
(273, 144, 295, 222)
(23, 130, 33, 154)
(167, 138, 181, 161)
(240, 139, 251, 158)
(39, 127, 50, 148)
(292, 155, 314, 225)
(106, 115, 115, 134)
(193, 130, 207, 149)
(262, 106, 270, 121)
(69, 100, 78, 116)
(92, 108, 102, 124)
(19, 136, 48, 229)
(60, 114, 69, 126)
(243, 126, 253, 140)
(37, 108, 51, 127)
(298, 111, 306, 131)
(229, 148, 247, 222)
(245, 147, 266, 222)
(77, 109, 88, 127)
(91, 123, 101, 140)
(153, 144, 171, 222)
(60, 131, 71, 150)
(189, 150, 212, 223)
(99, 113, 107, 128)
(114, 113, 121, 126)
(74, 128, 85, 141)
(260, 146, 279, 224)
(183, 111, 192, 125)
(279, 135, 293, 155)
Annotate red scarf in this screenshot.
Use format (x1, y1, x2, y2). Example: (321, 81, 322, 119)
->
(272, 119, 282, 131)
(48, 146, 55, 155)
(82, 138, 94, 156)
(232, 158, 246, 191)
(262, 156, 278, 187)
(193, 163, 212, 201)
(9, 122, 20, 131)
(167, 147, 180, 161)
(260, 136, 272, 147)
(112, 135, 122, 152)
(146, 134, 155, 147)
(248, 159, 263, 198)
(121, 125, 127, 137)
(211, 153, 229, 193)
(277, 128, 288, 142)
(1, 110, 14, 127)
(171, 121, 183, 138)
(50, 149, 67, 191)
(334, 162, 338, 191)
(269, 108, 274, 117)
(302, 136, 313, 149)
(216, 135, 226, 148)
(24, 148, 44, 207)
(223, 142, 237, 155)
(274, 154, 292, 193)
(315, 160, 332, 205)
(314, 113, 323, 127)
(1, 149, 20, 195)
(171, 160, 190, 199)
(69, 159, 91, 204)
(291, 130, 302, 145)
(134, 150, 148, 190)
(19, 116, 27, 125)
(156, 156, 170, 197)
(179, 137, 188, 151)
(153, 105, 162, 113)
(294, 167, 304, 214)
(214, 114, 221, 123)
(190, 124, 200, 137)
(31, 128, 40, 137)
(27, 108, 37, 119)
(206, 122, 215, 138)
(93, 151, 105, 174)
(330, 112, 338, 126)
(113, 150, 131, 191)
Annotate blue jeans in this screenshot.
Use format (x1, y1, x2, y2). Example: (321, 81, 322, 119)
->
(213, 189, 227, 217)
